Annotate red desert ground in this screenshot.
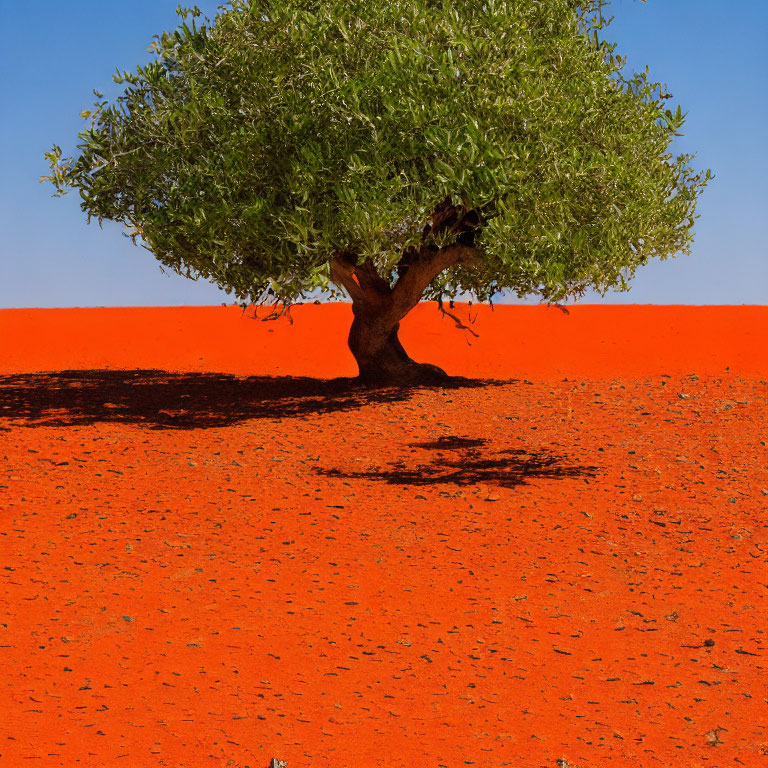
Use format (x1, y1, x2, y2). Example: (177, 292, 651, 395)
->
(1, 303, 766, 768)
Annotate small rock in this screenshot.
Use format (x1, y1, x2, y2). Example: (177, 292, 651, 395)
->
(705, 728, 724, 746)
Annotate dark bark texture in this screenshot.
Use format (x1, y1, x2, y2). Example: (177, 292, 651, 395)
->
(330, 198, 482, 386)
(348, 311, 449, 386)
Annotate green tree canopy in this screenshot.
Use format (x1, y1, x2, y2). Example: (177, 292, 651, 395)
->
(44, 0, 710, 384)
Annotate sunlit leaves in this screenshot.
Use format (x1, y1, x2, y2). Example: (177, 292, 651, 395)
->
(42, 0, 709, 307)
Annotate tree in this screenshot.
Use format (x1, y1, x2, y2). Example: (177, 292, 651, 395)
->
(43, 0, 710, 385)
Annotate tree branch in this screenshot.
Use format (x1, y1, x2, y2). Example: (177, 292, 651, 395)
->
(329, 252, 366, 303)
(390, 243, 480, 322)
(437, 296, 480, 338)
(353, 258, 392, 297)
(332, 242, 481, 322)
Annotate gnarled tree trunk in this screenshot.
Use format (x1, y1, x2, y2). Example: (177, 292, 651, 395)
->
(330, 227, 480, 386)
(348, 307, 449, 386)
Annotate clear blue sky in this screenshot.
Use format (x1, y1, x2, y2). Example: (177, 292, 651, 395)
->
(1, 0, 766, 307)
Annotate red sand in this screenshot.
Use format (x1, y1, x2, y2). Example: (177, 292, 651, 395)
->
(1, 304, 766, 768)
(1, 303, 766, 378)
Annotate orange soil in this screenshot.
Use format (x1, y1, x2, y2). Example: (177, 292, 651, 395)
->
(1, 303, 766, 379)
(1, 303, 766, 768)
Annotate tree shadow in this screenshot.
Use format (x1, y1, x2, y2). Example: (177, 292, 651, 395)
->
(0, 370, 507, 430)
(316, 435, 599, 489)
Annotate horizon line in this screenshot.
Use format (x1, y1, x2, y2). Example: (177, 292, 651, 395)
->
(1, 302, 766, 311)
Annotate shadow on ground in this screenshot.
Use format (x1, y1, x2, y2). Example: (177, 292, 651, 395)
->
(0, 370, 508, 430)
(317, 434, 599, 489)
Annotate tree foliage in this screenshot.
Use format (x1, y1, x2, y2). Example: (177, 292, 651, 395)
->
(43, 0, 711, 307)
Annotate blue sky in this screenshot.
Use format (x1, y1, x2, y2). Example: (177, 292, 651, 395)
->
(1, 0, 766, 307)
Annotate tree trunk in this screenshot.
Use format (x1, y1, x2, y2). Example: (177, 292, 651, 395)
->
(329, 226, 481, 386)
(348, 306, 449, 387)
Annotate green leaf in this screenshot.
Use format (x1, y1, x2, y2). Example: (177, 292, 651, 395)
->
(41, 0, 710, 308)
